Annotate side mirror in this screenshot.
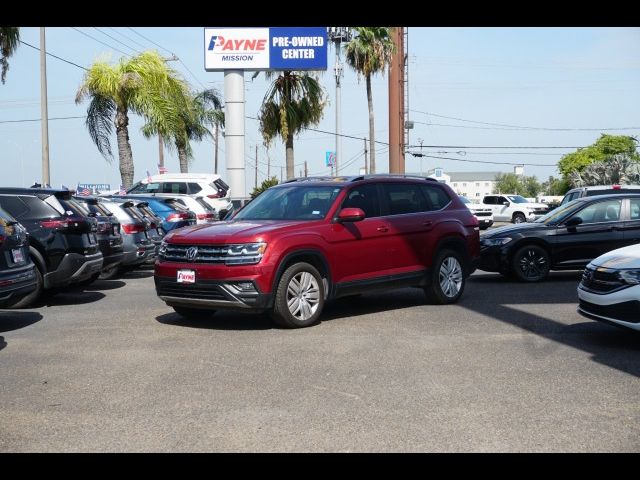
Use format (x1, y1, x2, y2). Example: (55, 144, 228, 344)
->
(565, 217, 582, 228)
(503, 201, 510, 206)
(336, 207, 365, 223)
(218, 209, 229, 220)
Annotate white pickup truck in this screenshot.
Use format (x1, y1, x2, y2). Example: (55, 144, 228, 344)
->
(458, 195, 494, 230)
(481, 194, 549, 223)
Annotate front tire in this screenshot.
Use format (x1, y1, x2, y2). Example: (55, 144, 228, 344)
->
(425, 249, 466, 304)
(511, 244, 550, 282)
(270, 262, 325, 328)
(512, 213, 526, 224)
(99, 264, 120, 280)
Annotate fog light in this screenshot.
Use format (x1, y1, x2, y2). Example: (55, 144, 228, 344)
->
(235, 282, 256, 291)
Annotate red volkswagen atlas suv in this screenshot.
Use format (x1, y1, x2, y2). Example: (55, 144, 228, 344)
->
(155, 175, 480, 328)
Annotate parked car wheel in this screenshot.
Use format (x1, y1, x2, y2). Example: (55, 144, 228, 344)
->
(271, 262, 324, 328)
(172, 306, 216, 319)
(511, 244, 550, 282)
(76, 272, 100, 287)
(99, 265, 120, 280)
(425, 249, 466, 304)
(512, 213, 526, 224)
(6, 265, 43, 309)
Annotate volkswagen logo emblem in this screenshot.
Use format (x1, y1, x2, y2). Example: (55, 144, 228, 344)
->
(186, 246, 198, 262)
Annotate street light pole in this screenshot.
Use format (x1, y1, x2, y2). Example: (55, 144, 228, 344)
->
(40, 27, 50, 186)
(418, 138, 424, 176)
(327, 27, 352, 177)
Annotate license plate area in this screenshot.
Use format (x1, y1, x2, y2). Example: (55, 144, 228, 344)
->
(177, 269, 196, 284)
(11, 248, 25, 264)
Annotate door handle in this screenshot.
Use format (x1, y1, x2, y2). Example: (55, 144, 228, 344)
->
(423, 221, 433, 227)
(377, 226, 389, 232)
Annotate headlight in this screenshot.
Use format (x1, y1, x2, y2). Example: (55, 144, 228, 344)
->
(481, 237, 512, 247)
(618, 270, 640, 285)
(224, 242, 267, 265)
(159, 240, 167, 256)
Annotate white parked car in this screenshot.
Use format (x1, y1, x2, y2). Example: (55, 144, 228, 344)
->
(577, 244, 640, 331)
(481, 194, 549, 223)
(127, 173, 233, 218)
(170, 195, 217, 224)
(458, 195, 493, 230)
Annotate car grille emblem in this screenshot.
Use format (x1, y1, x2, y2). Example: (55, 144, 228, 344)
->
(186, 246, 198, 262)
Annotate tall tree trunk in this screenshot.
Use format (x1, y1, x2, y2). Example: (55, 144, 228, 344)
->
(366, 74, 375, 174)
(286, 133, 294, 179)
(177, 143, 189, 173)
(115, 106, 134, 189)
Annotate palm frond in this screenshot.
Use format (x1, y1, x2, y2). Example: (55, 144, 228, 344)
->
(85, 93, 115, 160)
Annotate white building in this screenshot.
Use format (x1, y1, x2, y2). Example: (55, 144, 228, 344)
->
(418, 168, 502, 202)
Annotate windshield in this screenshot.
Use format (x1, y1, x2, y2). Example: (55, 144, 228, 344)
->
(507, 195, 530, 204)
(534, 199, 583, 224)
(458, 196, 470, 204)
(234, 185, 343, 221)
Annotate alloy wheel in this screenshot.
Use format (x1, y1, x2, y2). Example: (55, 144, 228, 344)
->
(518, 248, 547, 279)
(286, 271, 320, 321)
(439, 257, 463, 298)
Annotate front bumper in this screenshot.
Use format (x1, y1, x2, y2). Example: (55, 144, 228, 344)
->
(44, 252, 104, 288)
(577, 284, 640, 330)
(121, 242, 156, 267)
(478, 245, 509, 273)
(155, 276, 272, 311)
(0, 263, 37, 304)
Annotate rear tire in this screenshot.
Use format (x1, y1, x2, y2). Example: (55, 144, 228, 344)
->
(99, 265, 120, 280)
(511, 244, 550, 282)
(270, 262, 325, 328)
(172, 306, 216, 319)
(425, 249, 466, 304)
(5, 266, 43, 309)
(76, 272, 100, 287)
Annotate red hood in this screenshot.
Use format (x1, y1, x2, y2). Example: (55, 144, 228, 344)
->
(165, 220, 303, 244)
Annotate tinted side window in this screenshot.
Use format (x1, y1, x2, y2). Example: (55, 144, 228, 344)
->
(0, 196, 30, 219)
(382, 184, 427, 215)
(162, 182, 188, 194)
(571, 199, 622, 224)
(342, 184, 380, 218)
(630, 199, 640, 220)
(483, 196, 496, 205)
(18, 196, 60, 220)
(187, 183, 202, 194)
(420, 185, 451, 211)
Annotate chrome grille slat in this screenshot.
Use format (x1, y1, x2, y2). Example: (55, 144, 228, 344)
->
(161, 244, 228, 263)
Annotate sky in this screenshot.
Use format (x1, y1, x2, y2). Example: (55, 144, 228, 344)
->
(1, 27, 639, 193)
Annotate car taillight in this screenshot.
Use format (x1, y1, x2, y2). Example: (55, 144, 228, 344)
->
(40, 216, 87, 231)
(207, 193, 221, 199)
(121, 223, 145, 234)
(40, 219, 70, 230)
(612, 184, 621, 190)
(166, 212, 189, 222)
(196, 213, 215, 221)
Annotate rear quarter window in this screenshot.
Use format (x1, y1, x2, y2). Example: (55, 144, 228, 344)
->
(421, 185, 451, 210)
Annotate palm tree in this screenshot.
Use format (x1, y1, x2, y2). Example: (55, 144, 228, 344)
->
(1, 27, 20, 84)
(344, 27, 395, 174)
(76, 51, 191, 188)
(144, 88, 224, 173)
(257, 71, 326, 179)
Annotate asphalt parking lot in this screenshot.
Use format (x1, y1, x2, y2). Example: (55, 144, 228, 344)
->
(1, 258, 639, 453)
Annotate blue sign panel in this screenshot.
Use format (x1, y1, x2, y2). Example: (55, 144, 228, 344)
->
(326, 151, 336, 167)
(269, 27, 327, 70)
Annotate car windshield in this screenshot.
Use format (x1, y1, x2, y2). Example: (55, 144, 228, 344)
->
(507, 195, 529, 204)
(234, 185, 343, 221)
(458, 196, 470, 204)
(534, 199, 582, 224)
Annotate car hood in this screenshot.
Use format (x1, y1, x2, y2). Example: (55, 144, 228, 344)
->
(588, 244, 640, 270)
(165, 220, 304, 244)
(481, 222, 548, 238)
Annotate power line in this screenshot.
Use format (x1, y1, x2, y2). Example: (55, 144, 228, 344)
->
(125, 27, 174, 56)
(411, 109, 640, 131)
(408, 153, 556, 167)
(70, 27, 130, 57)
(18, 40, 87, 71)
(92, 27, 141, 55)
(0, 116, 85, 124)
(106, 27, 150, 51)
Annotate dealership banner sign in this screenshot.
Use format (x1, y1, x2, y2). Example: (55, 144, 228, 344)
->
(204, 27, 327, 71)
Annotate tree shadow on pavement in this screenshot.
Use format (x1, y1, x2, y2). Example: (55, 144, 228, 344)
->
(0, 311, 43, 333)
(465, 273, 640, 378)
(156, 311, 273, 331)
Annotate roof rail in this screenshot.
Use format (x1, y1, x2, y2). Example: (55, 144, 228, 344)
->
(350, 174, 438, 182)
(282, 176, 354, 183)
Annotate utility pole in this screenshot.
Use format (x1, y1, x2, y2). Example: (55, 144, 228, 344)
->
(280, 166, 283, 182)
(388, 26, 404, 174)
(213, 123, 219, 174)
(158, 135, 165, 170)
(327, 28, 352, 176)
(254, 145, 258, 189)
(304, 161, 308, 177)
(267, 151, 271, 179)
(364, 138, 368, 175)
(40, 27, 50, 186)
(418, 138, 424, 176)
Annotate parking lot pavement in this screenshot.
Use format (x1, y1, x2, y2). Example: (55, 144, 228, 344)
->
(1, 268, 639, 452)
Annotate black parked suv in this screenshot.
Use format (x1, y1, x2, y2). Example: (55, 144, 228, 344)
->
(479, 193, 640, 282)
(72, 196, 124, 280)
(0, 188, 104, 306)
(0, 206, 37, 307)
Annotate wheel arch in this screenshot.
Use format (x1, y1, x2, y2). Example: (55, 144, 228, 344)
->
(271, 249, 332, 298)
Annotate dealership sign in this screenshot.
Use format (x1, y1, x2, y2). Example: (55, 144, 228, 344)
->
(204, 27, 327, 71)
